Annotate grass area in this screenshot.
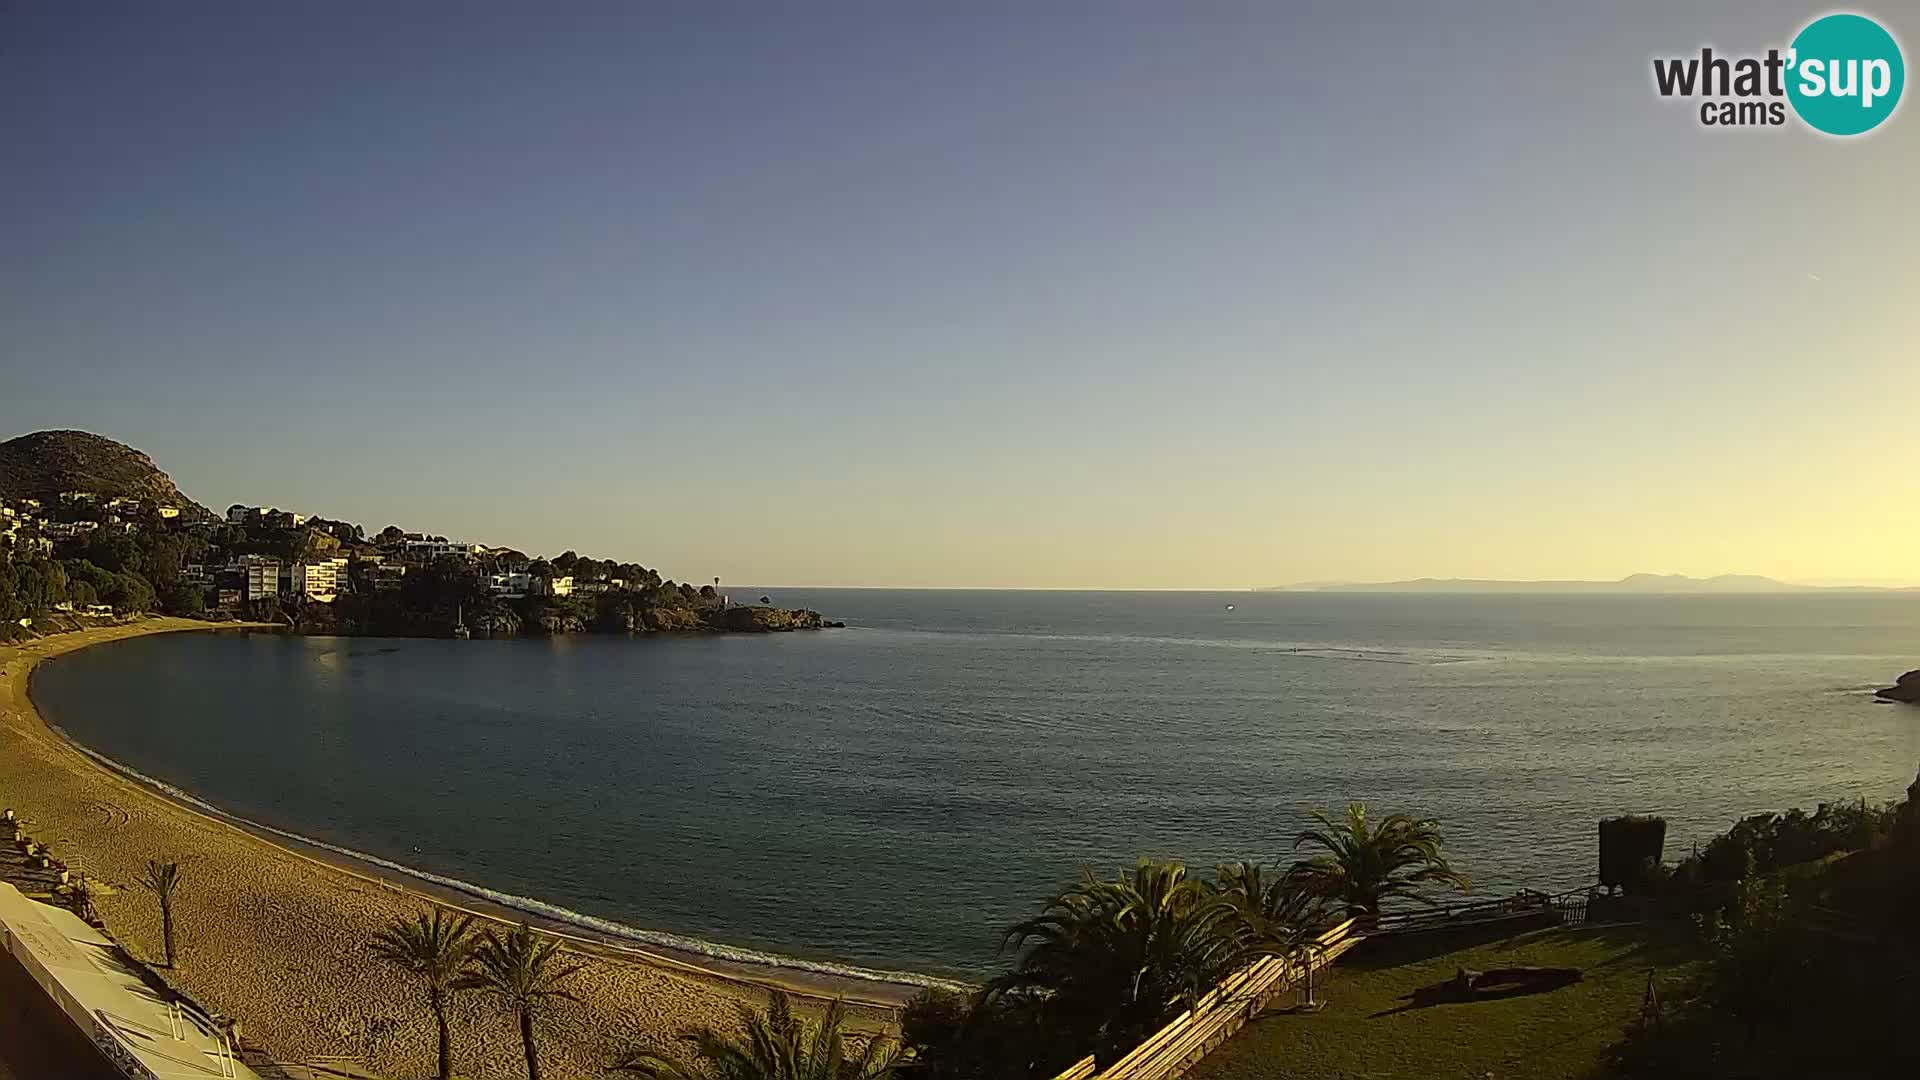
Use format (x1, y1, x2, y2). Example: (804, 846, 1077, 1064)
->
(1190, 923, 1702, 1080)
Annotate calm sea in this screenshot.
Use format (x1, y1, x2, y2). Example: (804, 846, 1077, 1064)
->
(33, 591, 1920, 980)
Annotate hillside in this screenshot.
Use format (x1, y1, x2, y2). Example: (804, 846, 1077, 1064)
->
(0, 430, 209, 515)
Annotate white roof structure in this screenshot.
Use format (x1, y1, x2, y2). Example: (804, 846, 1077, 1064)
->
(0, 883, 262, 1079)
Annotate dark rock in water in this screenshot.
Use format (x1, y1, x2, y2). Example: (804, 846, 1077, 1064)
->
(1875, 670, 1920, 704)
(639, 606, 709, 632)
(714, 606, 825, 632)
(535, 612, 587, 635)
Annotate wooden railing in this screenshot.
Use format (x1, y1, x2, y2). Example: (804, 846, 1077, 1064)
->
(1367, 888, 1588, 936)
(1049, 917, 1362, 1080)
(1044, 887, 1602, 1080)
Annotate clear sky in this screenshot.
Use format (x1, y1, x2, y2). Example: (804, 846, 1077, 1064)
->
(4, 3, 1915, 588)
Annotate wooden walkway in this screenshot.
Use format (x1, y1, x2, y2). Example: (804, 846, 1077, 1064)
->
(1048, 887, 1597, 1080)
(1052, 917, 1363, 1080)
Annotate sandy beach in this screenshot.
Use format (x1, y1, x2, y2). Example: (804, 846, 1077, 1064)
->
(1, 619, 916, 1079)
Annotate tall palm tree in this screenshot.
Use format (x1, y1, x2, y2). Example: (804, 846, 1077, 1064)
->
(1284, 802, 1470, 918)
(1211, 860, 1325, 954)
(613, 990, 894, 1080)
(137, 860, 182, 967)
(988, 859, 1254, 1064)
(370, 909, 480, 1080)
(456, 922, 584, 1080)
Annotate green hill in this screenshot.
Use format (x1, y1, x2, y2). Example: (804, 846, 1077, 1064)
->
(0, 430, 208, 515)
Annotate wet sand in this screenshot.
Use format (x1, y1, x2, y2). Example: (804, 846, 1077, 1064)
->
(1, 618, 923, 1079)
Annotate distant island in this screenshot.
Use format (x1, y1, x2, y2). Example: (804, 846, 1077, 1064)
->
(0, 430, 838, 639)
(1259, 573, 1917, 594)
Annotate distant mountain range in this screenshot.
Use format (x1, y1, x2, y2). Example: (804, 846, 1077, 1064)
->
(1260, 574, 1916, 594)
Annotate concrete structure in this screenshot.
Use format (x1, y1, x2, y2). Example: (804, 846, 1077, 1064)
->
(239, 557, 281, 602)
(402, 539, 482, 560)
(0, 883, 263, 1079)
(489, 572, 577, 599)
(289, 558, 349, 603)
(489, 571, 533, 598)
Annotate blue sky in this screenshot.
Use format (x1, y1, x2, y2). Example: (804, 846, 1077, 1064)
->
(4, 3, 1916, 587)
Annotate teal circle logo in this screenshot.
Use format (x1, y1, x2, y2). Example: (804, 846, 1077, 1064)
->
(1787, 13, 1904, 135)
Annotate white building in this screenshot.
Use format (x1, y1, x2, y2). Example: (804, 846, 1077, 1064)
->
(240, 556, 281, 601)
(290, 557, 350, 602)
(403, 539, 483, 560)
(488, 572, 574, 598)
(489, 571, 533, 598)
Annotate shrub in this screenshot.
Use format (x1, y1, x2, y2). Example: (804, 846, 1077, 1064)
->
(899, 989, 1072, 1080)
(1698, 801, 1897, 882)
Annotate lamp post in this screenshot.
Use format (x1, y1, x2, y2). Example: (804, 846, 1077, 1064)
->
(1296, 941, 1327, 1013)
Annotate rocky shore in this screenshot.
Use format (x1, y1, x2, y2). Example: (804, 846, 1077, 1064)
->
(1875, 669, 1920, 704)
(297, 602, 845, 638)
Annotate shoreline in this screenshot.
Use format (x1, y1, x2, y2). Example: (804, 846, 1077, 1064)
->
(1, 618, 939, 1077)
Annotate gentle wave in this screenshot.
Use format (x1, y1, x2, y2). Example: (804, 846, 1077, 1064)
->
(903, 627, 1490, 664)
(52, 727, 972, 994)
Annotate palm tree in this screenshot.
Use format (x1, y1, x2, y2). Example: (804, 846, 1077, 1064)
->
(1284, 802, 1470, 918)
(370, 909, 480, 1080)
(614, 990, 894, 1079)
(1211, 860, 1326, 954)
(456, 922, 584, 1080)
(137, 860, 182, 967)
(988, 859, 1253, 1063)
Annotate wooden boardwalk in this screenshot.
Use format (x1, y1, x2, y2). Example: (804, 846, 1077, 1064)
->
(1052, 917, 1363, 1080)
(1049, 888, 1596, 1080)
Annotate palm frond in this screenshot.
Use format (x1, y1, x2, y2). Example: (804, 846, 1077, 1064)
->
(137, 860, 181, 896)
(613, 989, 894, 1080)
(1283, 802, 1468, 915)
(454, 922, 584, 1008)
(369, 909, 479, 991)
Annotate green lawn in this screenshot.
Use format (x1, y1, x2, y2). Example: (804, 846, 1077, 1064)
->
(1190, 924, 1702, 1080)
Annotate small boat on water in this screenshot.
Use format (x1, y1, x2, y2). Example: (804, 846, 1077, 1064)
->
(453, 604, 470, 640)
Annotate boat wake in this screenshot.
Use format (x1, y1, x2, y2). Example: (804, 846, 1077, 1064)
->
(55, 730, 972, 993)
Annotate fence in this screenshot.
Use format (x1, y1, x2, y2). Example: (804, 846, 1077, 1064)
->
(1049, 916, 1362, 1080)
(1045, 888, 1599, 1080)
(1367, 887, 1591, 937)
